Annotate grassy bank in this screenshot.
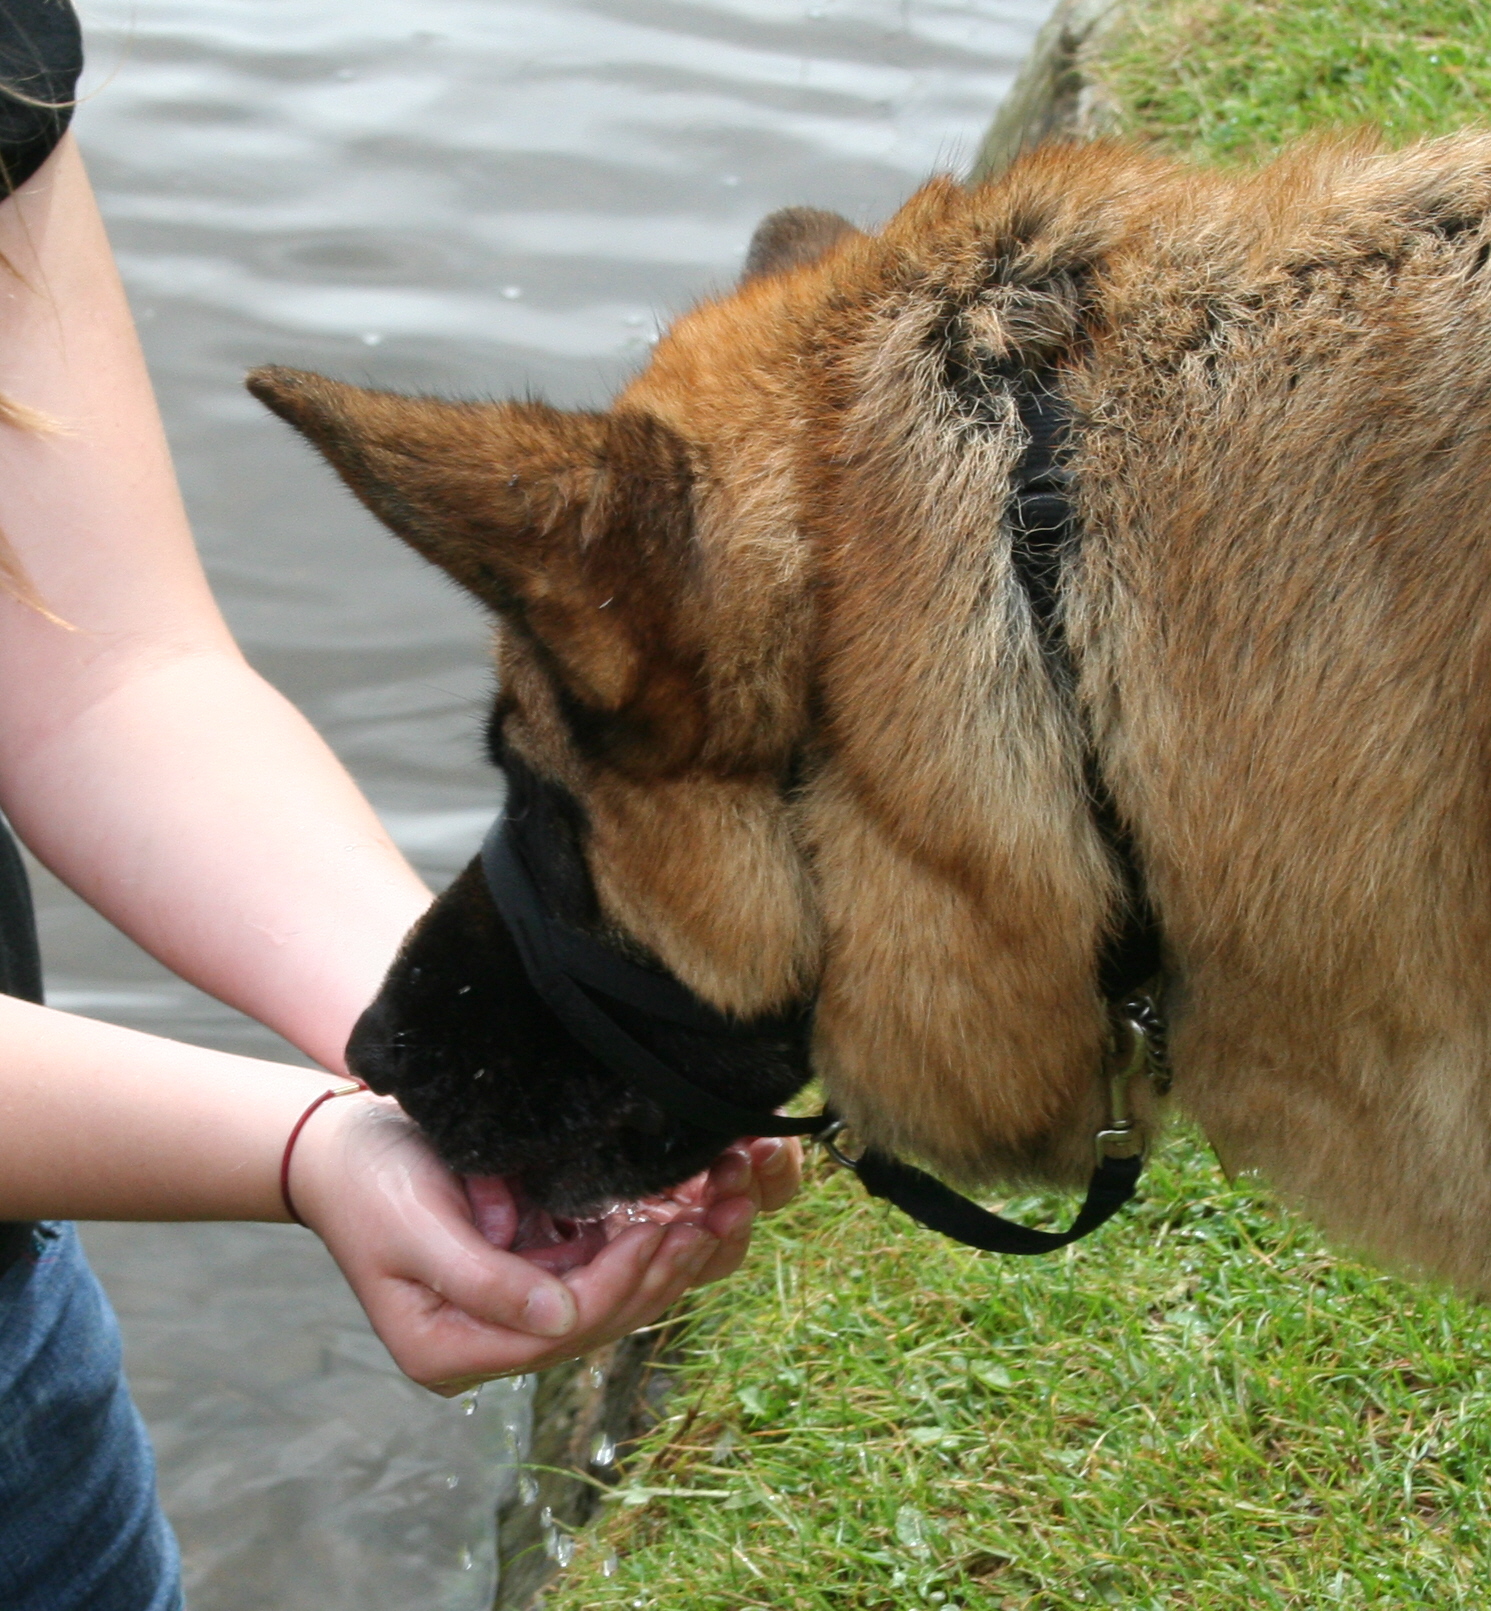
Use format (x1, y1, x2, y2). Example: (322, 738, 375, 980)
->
(538, 8, 1491, 1607)
(1104, 0, 1491, 161)
(542, 1136, 1491, 1609)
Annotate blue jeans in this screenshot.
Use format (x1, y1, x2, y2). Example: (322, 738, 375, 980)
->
(0, 1222, 183, 1610)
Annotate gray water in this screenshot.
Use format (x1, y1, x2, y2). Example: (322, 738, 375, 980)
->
(42, 0, 1054, 1605)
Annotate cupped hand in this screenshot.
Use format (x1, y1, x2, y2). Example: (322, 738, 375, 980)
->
(288, 1092, 802, 1394)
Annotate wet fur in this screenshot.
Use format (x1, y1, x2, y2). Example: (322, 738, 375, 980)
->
(255, 132, 1491, 1287)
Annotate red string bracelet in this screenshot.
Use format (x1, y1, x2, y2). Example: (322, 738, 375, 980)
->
(280, 1079, 368, 1226)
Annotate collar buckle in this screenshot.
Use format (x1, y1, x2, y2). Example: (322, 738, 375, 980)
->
(1094, 991, 1168, 1164)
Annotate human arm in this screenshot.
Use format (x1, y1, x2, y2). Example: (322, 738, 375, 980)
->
(0, 988, 801, 1387)
(0, 134, 802, 1385)
(0, 134, 427, 1070)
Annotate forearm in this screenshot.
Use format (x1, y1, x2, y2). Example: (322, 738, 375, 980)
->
(4, 648, 432, 1070)
(0, 136, 430, 1068)
(0, 992, 339, 1221)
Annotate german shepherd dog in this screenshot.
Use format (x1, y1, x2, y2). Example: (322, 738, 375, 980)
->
(252, 132, 1491, 1291)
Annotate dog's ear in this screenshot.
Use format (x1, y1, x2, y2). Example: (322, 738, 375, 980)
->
(247, 366, 703, 766)
(741, 207, 862, 282)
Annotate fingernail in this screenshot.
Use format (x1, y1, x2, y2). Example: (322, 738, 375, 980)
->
(629, 1223, 667, 1265)
(522, 1283, 576, 1338)
(678, 1232, 717, 1275)
(758, 1139, 790, 1174)
(712, 1153, 750, 1193)
(714, 1201, 756, 1244)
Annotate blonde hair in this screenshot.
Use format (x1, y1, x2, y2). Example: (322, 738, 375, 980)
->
(0, 395, 70, 625)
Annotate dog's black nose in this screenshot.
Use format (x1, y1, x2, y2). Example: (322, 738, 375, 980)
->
(345, 997, 404, 1094)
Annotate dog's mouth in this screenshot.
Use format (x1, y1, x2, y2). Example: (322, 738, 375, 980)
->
(464, 1172, 710, 1274)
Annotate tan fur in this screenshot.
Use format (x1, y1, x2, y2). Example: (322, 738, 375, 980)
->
(252, 129, 1491, 1287)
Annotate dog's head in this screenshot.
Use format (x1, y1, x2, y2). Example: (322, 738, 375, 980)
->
(251, 174, 1137, 1214)
(248, 210, 864, 1215)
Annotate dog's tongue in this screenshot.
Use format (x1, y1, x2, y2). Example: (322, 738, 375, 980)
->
(464, 1171, 714, 1276)
(463, 1175, 609, 1274)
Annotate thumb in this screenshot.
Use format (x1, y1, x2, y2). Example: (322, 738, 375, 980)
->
(299, 1098, 580, 1338)
(397, 1200, 580, 1338)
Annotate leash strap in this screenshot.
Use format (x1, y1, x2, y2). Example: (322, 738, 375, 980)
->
(854, 1146, 1142, 1254)
(482, 818, 823, 1140)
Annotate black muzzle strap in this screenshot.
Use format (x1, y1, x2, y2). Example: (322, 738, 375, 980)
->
(482, 815, 823, 1140)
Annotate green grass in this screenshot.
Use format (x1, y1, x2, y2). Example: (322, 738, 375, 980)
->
(543, 1133, 1491, 1609)
(1103, 0, 1491, 161)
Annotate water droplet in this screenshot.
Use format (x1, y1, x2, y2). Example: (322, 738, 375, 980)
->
(518, 1474, 539, 1504)
(457, 984, 471, 995)
(445, 1475, 459, 1489)
(501, 285, 523, 300)
(591, 1433, 617, 1468)
(540, 1506, 554, 1527)
(602, 1552, 619, 1577)
(458, 1546, 473, 1571)
(588, 1364, 606, 1389)
(895, 1503, 929, 1554)
(551, 1532, 576, 1566)
(361, 332, 383, 346)
(460, 1386, 482, 1415)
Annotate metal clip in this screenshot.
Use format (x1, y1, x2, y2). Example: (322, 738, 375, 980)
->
(1093, 1000, 1153, 1164)
(818, 1117, 865, 1173)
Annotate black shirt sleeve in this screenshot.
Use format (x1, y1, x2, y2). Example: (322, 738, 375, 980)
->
(0, 0, 82, 197)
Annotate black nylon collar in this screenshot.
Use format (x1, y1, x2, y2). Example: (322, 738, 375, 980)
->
(856, 1146, 1143, 1254)
(1009, 374, 1163, 1002)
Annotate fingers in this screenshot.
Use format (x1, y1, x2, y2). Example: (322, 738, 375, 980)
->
(671, 1135, 801, 1217)
(352, 1225, 666, 1390)
(705, 1146, 752, 1201)
(415, 1231, 580, 1338)
(692, 1193, 756, 1284)
(562, 1218, 719, 1332)
(307, 1099, 792, 1396)
(301, 1103, 584, 1339)
(386, 1217, 726, 1392)
(746, 1135, 803, 1213)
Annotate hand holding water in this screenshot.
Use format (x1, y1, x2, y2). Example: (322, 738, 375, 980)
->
(288, 1093, 802, 1393)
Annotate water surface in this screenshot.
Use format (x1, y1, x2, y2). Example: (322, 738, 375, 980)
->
(45, 0, 1055, 1603)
